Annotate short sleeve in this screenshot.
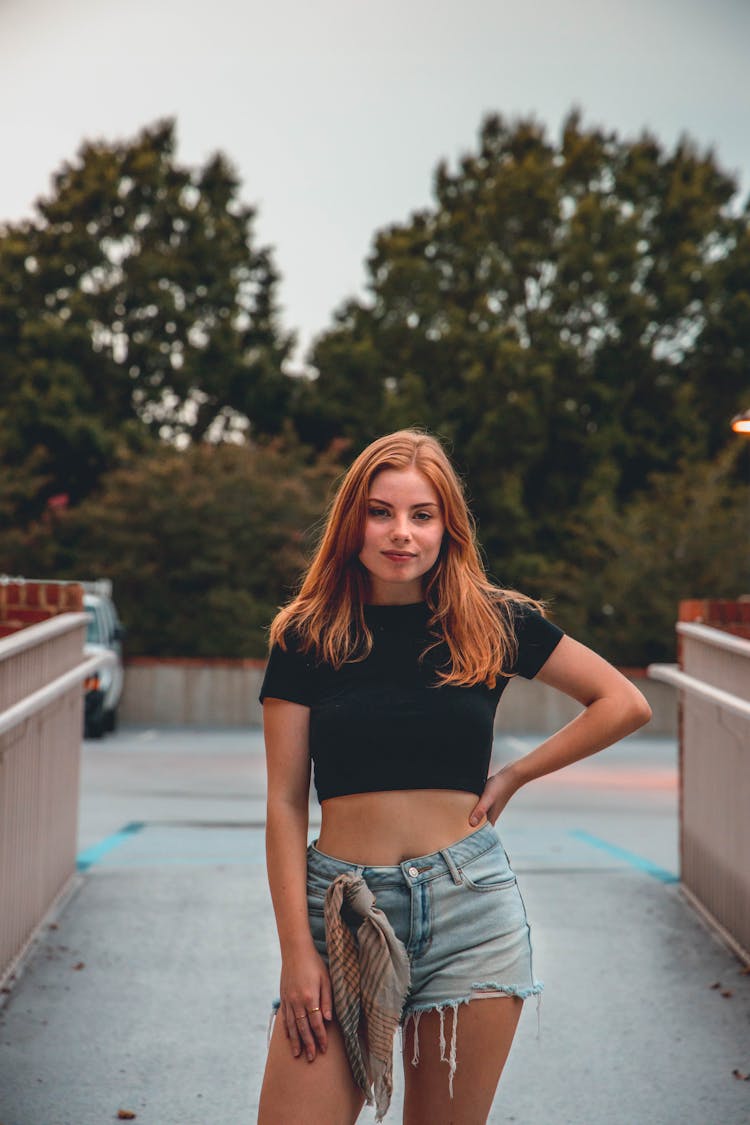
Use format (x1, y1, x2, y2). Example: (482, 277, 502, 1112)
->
(259, 634, 318, 706)
(510, 602, 564, 679)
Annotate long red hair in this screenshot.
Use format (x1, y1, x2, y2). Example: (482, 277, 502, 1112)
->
(269, 430, 542, 687)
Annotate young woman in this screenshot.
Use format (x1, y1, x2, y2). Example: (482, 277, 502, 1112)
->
(257, 430, 651, 1125)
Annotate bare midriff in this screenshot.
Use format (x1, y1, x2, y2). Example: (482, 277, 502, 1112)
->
(316, 789, 488, 866)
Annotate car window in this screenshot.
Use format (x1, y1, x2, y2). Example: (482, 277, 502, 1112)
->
(99, 602, 115, 640)
(85, 606, 102, 644)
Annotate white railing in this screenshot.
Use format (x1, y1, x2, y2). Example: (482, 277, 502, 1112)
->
(0, 615, 115, 988)
(649, 623, 750, 963)
(647, 665, 750, 721)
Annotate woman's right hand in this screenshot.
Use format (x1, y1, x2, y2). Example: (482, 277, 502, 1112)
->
(279, 946, 334, 1062)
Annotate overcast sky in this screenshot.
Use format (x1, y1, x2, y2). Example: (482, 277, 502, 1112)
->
(2, 0, 748, 365)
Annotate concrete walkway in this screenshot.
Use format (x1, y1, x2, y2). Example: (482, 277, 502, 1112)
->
(0, 729, 748, 1125)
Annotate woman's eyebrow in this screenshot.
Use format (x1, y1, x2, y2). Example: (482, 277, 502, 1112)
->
(368, 497, 439, 509)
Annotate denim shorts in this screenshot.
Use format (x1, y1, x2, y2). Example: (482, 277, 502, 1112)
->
(269, 823, 542, 1095)
(304, 822, 542, 1013)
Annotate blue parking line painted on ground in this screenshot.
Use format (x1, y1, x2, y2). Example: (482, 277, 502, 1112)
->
(569, 830, 678, 883)
(88, 855, 267, 867)
(76, 822, 145, 871)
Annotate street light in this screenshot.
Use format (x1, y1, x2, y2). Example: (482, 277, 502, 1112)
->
(732, 408, 750, 598)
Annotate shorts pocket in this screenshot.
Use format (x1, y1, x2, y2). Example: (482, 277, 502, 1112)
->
(460, 844, 517, 893)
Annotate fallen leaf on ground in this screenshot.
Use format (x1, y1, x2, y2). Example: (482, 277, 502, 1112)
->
(731, 1069, 749, 1081)
(72, 962, 85, 971)
(709, 981, 721, 989)
(117, 1111, 137, 1120)
(721, 990, 733, 998)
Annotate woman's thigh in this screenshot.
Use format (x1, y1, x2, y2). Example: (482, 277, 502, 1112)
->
(401, 996, 523, 1125)
(258, 1011, 365, 1125)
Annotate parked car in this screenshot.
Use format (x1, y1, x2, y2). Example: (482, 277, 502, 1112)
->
(83, 581, 125, 738)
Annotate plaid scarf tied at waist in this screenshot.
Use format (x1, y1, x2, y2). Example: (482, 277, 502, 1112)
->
(324, 871, 411, 1122)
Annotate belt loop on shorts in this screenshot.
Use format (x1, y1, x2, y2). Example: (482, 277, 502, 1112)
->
(440, 846, 463, 886)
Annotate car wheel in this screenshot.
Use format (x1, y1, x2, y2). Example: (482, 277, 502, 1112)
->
(85, 716, 105, 739)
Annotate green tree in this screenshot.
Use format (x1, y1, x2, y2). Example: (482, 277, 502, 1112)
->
(550, 444, 749, 665)
(0, 119, 292, 525)
(6, 438, 339, 657)
(293, 110, 749, 594)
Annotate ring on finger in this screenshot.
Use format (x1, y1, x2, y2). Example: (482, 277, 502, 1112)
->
(306, 1006, 321, 1014)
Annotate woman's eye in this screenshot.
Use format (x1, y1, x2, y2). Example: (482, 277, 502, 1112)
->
(367, 507, 434, 520)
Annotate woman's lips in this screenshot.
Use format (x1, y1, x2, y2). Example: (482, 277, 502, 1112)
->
(382, 551, 416, 561)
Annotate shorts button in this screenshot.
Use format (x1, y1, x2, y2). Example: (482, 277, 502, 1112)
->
(408, 866, 419, 877)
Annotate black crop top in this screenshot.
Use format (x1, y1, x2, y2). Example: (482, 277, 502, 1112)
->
(259, 601, 564, 802)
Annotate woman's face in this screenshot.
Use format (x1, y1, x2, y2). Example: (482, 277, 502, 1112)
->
(358, 466, 445, 604)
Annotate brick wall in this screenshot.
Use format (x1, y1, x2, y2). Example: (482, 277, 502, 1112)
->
(679, 598, 750, 642)
(0, 581, 84, 640)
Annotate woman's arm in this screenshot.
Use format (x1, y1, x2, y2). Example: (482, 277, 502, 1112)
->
(469, 635, 653, 825)
(264, 698, 333, 1061)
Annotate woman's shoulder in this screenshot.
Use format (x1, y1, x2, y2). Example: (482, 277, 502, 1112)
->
(496, 592, 564, 678)
(268, 604, 312, 655)
(271, 623, 305, 654)
(484, 589, 536, 625)
(260, 622, 320, 706)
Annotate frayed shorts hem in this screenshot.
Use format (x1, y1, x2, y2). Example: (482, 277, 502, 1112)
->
(268, 978, 542, 1020)
(403, 979, 543, 1016)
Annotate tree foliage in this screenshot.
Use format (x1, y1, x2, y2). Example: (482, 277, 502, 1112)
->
(293, 110, 750, 635)
(547, 445, 749, 663)
(2, 110, 748, 663)
(5, 439, 339, 658)
(0, 119, 292, 525)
